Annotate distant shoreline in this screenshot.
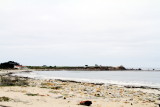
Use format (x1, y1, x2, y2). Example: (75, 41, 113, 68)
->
(27, 65, 159, 71)
(1, 68, 159, 72)
(31, 68, 158, 71)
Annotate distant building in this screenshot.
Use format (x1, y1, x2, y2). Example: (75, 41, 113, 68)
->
(14, 65, 28, 70)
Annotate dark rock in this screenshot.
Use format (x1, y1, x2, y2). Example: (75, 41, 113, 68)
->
(157, 104, 160, 107)
(80, 100, 92, 106)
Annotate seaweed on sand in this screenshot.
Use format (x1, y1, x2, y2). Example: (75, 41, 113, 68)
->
(0, 96, 11, 102)
(0, 76, 29, 86)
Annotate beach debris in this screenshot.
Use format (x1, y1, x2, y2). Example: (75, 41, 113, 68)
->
(51, 86, 62, 90)
(40, 86, 48, 88)
(0, 96, 11, 102)
(41, 82, 62, 90)
(55, 95, 63, 99)
(22, 71, 32, 73)
(49, 90, 60, 94)
(0, 105, 11, 107)
(26, 93, 39, 96)
(26, 93, 49, 97)
(41, 82, 55, 86)
(79, 100, 92, 106)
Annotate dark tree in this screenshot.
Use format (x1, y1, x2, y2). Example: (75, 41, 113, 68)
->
(0, 61, 20, 69)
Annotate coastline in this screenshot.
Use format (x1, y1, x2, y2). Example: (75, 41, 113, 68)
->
(0, 70, 160, 107)
(0, 69, 28, 75)
(13, 70, 160, 89)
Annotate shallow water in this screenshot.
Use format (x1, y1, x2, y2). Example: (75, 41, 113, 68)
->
(13, 71, 160, 88)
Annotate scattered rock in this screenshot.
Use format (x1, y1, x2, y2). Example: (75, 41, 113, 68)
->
(79, 100, 92, 106)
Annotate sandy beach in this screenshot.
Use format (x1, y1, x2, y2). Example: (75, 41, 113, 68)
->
(0, 70, 160, 107)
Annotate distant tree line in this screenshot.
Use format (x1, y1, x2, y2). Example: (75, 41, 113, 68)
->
(27, 65, 126, 71)
(0, 61, 20, 69)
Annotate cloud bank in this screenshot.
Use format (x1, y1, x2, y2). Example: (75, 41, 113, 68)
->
(0, 0, 160, 68)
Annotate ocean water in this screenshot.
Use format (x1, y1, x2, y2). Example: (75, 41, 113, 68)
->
(13, 71, 160, 88)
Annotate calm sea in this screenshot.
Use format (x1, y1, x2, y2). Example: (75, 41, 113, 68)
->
(13, 71, 160, 88)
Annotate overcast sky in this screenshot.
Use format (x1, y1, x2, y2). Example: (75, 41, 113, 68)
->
(0, 0, 160, 68)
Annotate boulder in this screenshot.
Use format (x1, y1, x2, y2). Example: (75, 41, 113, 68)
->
(79, 100, 92, 106)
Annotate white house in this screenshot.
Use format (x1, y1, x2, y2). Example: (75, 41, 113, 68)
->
(14, 65, 28, 70)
